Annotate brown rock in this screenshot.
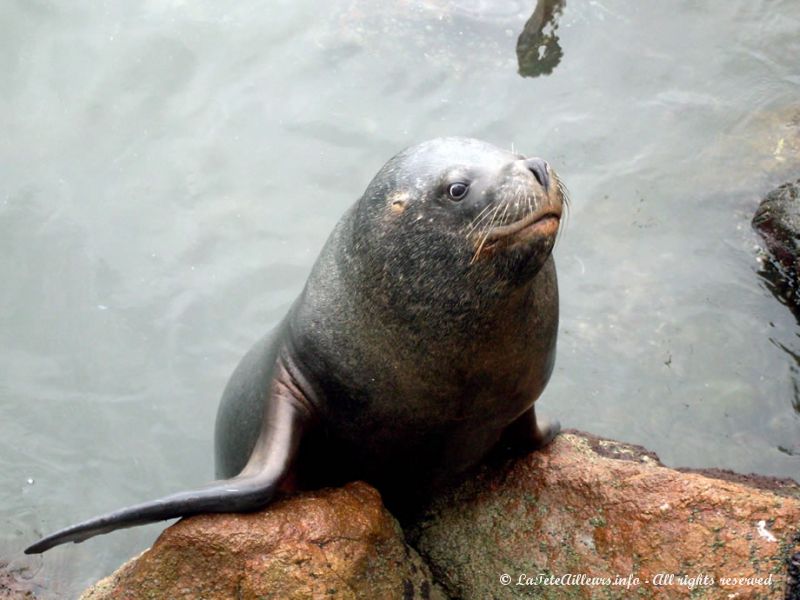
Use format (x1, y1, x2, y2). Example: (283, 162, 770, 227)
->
(80, 432, 800, 599)
(408, 432, 800, 599)
(80, 482, 445, 600)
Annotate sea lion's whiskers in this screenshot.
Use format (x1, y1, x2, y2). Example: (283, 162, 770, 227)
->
(558, 179, 570, 217)
(466, 202, 498, 235)
(465, 208, 500, 241)
(555, 178, 570, 245)
(488, 201, 506, 231)
(514, 187, 525, 222)
(470, 200, 495, 224)
(469, 206, 500, 265)
(507, 189, 517, 223)
(470, 204, 503, 264)
(528, 187, 540, 216)
(499, 200, 511, 227)
(557, 178, 570, 211)
(555, 221, 566, 246)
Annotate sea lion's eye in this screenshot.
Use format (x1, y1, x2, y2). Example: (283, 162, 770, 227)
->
(447, 182, 469, 201)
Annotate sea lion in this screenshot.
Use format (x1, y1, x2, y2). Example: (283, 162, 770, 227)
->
(26, 137, 566, 554)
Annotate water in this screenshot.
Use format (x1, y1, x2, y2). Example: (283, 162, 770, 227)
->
(1, 0, 798, 596)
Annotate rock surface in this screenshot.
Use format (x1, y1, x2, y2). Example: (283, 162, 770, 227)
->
(410, 432, 800, 599)
(81, 432, 800, 599)
(80, 482, 445, 600)
(753, 178, 800, 276)
(753, 178, 800, 318)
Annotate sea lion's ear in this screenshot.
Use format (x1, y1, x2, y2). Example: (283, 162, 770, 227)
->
(388, 190, 410, 214)
(391, 200, 407, 214)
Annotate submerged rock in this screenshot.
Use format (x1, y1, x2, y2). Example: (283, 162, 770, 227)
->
(753, 178, 800, 316)
(81, 432, 800, 599)
(753, 178, 800, 275)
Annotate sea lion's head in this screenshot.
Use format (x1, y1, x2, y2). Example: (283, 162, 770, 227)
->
(352, 137, 566, 293)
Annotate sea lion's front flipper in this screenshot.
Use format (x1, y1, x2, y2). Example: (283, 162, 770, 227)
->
(25, 382, 310, 555)
(500, 406, 561, 454)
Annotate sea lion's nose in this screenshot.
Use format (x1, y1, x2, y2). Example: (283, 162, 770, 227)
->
(524, 157, 550, 192)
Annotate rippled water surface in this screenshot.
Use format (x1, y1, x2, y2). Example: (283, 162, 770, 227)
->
(2, 0, 799, 596)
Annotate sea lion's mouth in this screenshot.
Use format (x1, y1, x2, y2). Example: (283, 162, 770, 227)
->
(484, 206, 562, 243)
(467, 171, 568, 265)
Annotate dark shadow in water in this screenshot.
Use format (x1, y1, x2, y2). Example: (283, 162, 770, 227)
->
(753, 180, 800, 419)
(794, 372, 800, 416)
(757, 257, 800, 323)
(758, 259, 800, 424)
(776, 358, 800, 453)
(516, 0, 567, 78)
